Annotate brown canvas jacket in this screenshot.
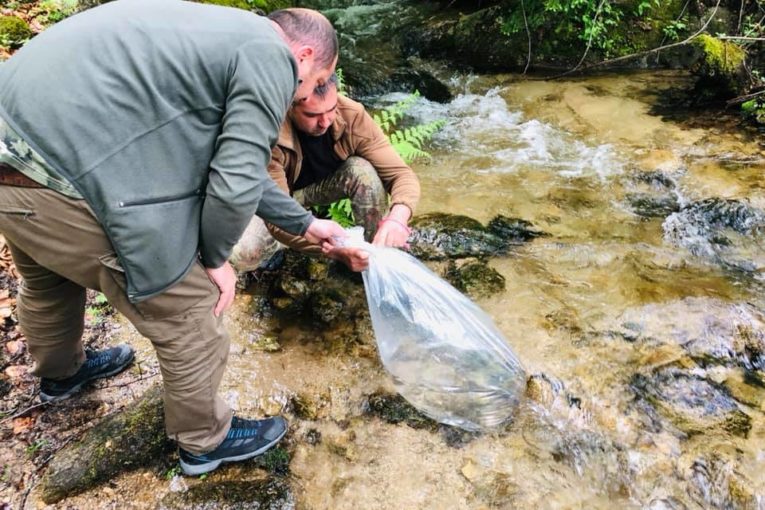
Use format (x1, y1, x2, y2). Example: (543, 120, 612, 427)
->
(265, 94, 420, 253)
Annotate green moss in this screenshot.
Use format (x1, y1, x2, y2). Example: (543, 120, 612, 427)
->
(741, 98, 765, 125)
(693, 34, 746, 76)
(0, 16, 32, 50)
(257, 446, 291, 475)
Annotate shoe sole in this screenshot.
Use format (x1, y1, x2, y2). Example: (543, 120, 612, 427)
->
(39, 351, 135, 403)
(179, 425, 288, 476)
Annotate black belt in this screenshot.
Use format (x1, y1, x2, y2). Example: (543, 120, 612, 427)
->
(0, 162, 44, 188)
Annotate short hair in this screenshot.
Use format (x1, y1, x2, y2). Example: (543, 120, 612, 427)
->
(267, 8, 338, 69)
(313, 73, 338, 99)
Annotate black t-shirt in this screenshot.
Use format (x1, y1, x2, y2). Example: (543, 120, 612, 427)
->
(292, 130, 343, 191)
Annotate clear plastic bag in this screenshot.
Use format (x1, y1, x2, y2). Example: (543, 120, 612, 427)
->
(348, 229, 526, 432)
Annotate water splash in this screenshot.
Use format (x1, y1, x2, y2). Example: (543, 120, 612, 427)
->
(375, 87, 624, 178)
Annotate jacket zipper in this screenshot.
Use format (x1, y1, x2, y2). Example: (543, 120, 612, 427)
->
(119, 188, 201, 208)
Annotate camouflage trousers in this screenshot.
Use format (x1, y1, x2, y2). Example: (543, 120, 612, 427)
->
(230, 156, 387, 271)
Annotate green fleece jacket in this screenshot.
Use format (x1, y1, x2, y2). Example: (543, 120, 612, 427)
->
(0, 0, 313, 302)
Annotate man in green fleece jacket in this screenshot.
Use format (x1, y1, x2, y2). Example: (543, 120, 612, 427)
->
(0, 0, 344, 475)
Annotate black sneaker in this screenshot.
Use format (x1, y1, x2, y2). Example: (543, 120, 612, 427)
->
(39, 344, 135, 402)
(179, 416, 288, 476)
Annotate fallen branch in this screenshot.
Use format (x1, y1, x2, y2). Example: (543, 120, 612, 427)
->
(726, 88, 765, 106)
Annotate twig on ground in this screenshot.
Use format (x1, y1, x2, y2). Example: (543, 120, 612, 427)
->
(1, 400, 50, 426)
(726, 88, 765, 106)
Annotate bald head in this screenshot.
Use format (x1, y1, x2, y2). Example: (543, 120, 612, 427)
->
(267, 8, 338, 69)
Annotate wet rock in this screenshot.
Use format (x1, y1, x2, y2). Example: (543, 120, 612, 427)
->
(646, 497, 688, 509)
(460, 459, 519, 507)
(681, 452, 758, 510)
(663, 198, 765, 275)
(325, 431, 358, 462)
(158, 479, 294, 510)
(525, 373, 568, 409)
(259, 251, 366, 327)
(289, 392, 329, 421)
(388, 68, 453, 103)
(363, 391, 437, 430)
(631, 368, 751, 438)
(615, 298, 765, 371)
(722, 370, 765, 408)
(40, 385, 171, 504)
(444, 259, 505, 298)
(627, 192, 680, 218)
(247, 332, 281, 353)
(409, 213, 545, 260)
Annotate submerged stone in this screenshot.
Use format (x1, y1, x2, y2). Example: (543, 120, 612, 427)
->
(627, 192, 680, 218)
(158, 479, 294, 510)
(40, 385, 171, 504)
(681, 452, 759, 510)
(631, 368, 751, 437)
(444, 259, 506, 298)
(615, 297, 765, 372)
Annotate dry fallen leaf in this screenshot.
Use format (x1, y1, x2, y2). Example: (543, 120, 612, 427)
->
(12, 417, 35, 435)
(0, 291, 13, 319)
(4, 365, 28, 379)
(6, 340, 24, 355)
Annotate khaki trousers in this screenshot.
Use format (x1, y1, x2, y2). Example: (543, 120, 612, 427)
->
(0, 185, 231, 454)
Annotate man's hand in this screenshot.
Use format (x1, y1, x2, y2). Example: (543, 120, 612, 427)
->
(322, 245, 370, 272)
(304, 218, 347, 246)
(373, 204, 412, 248)
(205, 261, 237, 317)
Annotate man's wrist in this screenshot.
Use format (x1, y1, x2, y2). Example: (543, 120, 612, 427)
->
(386, 204, 412, 224)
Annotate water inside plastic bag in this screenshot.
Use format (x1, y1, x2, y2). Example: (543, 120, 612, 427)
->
(348, 228, 526, 432)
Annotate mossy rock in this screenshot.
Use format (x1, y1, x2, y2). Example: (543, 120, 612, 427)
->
(691, 34, 753, 96)
(40, 385, 171, 504)
(444, 259, 505, 299)
(0, 16, 32, 50)
(158, 479, 295, 510)
(363, 391, 438, 430)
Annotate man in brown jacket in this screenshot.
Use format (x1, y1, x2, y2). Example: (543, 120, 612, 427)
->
(231, 74, 420, 272)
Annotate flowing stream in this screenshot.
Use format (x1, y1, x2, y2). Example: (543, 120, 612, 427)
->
(55, 71, 765, 509)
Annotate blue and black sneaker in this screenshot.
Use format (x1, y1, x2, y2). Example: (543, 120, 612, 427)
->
(179, 416, 288, 476)
(39, 344, 135, 402)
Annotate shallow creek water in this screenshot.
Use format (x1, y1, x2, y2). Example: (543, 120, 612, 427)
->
(51, 71, 765, 509)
